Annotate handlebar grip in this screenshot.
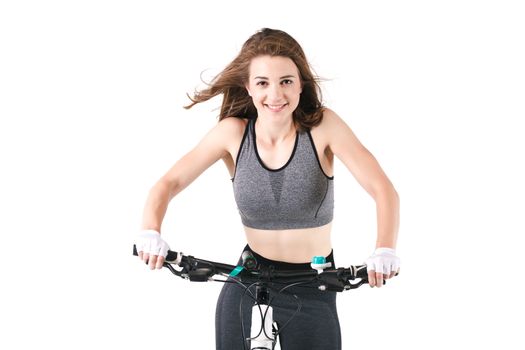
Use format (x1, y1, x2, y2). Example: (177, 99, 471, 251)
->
(355, 265, 369, 280)
(132, 245, 179, 262)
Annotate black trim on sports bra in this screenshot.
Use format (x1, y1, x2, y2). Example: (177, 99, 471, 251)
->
(306, 130, 334, 180)
(231, 118, 251, 182)
(252, 119, 299, 173)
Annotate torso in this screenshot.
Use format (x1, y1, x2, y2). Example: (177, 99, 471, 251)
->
(244, 224, 333, 262)
(222, 116, 335, 263)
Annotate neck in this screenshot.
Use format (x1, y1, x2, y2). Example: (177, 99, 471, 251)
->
(255, 116, 296, 145)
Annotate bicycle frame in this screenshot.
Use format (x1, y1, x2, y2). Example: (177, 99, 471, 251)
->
(250, 285, 277, 349)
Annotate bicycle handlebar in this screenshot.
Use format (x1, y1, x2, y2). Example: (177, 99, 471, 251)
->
(133, 245, 371, 292)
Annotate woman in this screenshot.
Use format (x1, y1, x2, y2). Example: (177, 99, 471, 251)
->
(135, 28, 400, 349)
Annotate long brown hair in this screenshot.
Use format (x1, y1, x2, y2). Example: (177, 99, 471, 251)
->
(184, 28, 324, 130)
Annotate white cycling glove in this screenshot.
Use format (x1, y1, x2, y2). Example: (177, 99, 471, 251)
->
(365, 247, 400, 275)
(135, 229, 170, 258)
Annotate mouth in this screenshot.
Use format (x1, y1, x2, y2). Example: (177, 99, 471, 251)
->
(264, 103, 288, 112)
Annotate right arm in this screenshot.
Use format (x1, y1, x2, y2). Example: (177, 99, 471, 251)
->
(137, 117, 245, 268)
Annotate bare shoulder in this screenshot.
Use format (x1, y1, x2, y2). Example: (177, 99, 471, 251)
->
(207, 117, 248, 165)
(311, 108, 353, 143)
(311, 108, 366, 156)
(199, 116, 246, 146)
(315, 109, 393, 197)
(318, 108, 350, 131)
(214, 117, 248, 150)
(215, 116, 248, 136)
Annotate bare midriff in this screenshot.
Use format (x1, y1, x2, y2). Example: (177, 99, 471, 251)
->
(244, 222, 333, 263)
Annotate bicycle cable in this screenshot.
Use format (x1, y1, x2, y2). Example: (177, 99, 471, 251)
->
(239, 281, 269, 350)
(265, 279, 317, 339)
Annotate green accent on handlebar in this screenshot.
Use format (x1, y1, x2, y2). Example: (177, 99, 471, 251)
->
(229, 266, 244, 277)
(312, 256, 326, 264)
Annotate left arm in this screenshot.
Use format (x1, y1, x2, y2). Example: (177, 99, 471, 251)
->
(321, 109, 400, 286)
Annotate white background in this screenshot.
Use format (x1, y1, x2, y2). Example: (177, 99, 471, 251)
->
(1, 0, 524, 349)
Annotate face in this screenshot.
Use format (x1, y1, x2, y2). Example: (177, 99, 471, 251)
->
(245, 55, 302, 119)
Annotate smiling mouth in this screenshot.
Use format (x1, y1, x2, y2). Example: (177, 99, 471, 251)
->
(264, 103, 288, 112)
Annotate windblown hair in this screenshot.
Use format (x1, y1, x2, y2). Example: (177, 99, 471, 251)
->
(184, 28, 324, 130)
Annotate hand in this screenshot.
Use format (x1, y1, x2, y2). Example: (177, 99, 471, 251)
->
(135, 229, 170, 270)
(365, 248, 400, 288)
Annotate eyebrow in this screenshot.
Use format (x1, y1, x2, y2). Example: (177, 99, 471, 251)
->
(254, 75, 296, 80)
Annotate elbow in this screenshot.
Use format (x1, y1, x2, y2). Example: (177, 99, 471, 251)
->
(390, 185, 400, 203)
(391, 187, 400, 208)
(150, 177, 180, 201)
(371, 180, 399, 205)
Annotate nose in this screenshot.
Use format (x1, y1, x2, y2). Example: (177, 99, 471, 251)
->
(267, 84, 284, 102)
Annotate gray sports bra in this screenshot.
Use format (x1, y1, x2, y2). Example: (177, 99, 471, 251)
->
(232, 118, 334, 230)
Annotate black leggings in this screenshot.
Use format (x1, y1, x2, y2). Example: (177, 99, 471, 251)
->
(215, 245, 342, 350)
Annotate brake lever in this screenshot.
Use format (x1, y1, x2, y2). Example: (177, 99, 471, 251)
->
(185, 268, 214, 282)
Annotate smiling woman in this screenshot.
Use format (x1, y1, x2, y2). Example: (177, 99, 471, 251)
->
(134, 28, 400, 350)
(247, 56, 302, 119)
(184, 28, 325, 130)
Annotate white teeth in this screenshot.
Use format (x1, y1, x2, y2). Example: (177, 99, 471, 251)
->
(266, 104, 286, 110)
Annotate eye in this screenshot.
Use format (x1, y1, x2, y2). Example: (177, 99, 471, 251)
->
(256, 81, 268, 86)
(281, 79, 293, 85)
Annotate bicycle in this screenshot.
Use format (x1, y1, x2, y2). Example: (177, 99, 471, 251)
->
(133, 245, 375, 350)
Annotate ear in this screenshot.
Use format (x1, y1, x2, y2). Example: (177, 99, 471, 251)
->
(245, 84, 252, 97)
